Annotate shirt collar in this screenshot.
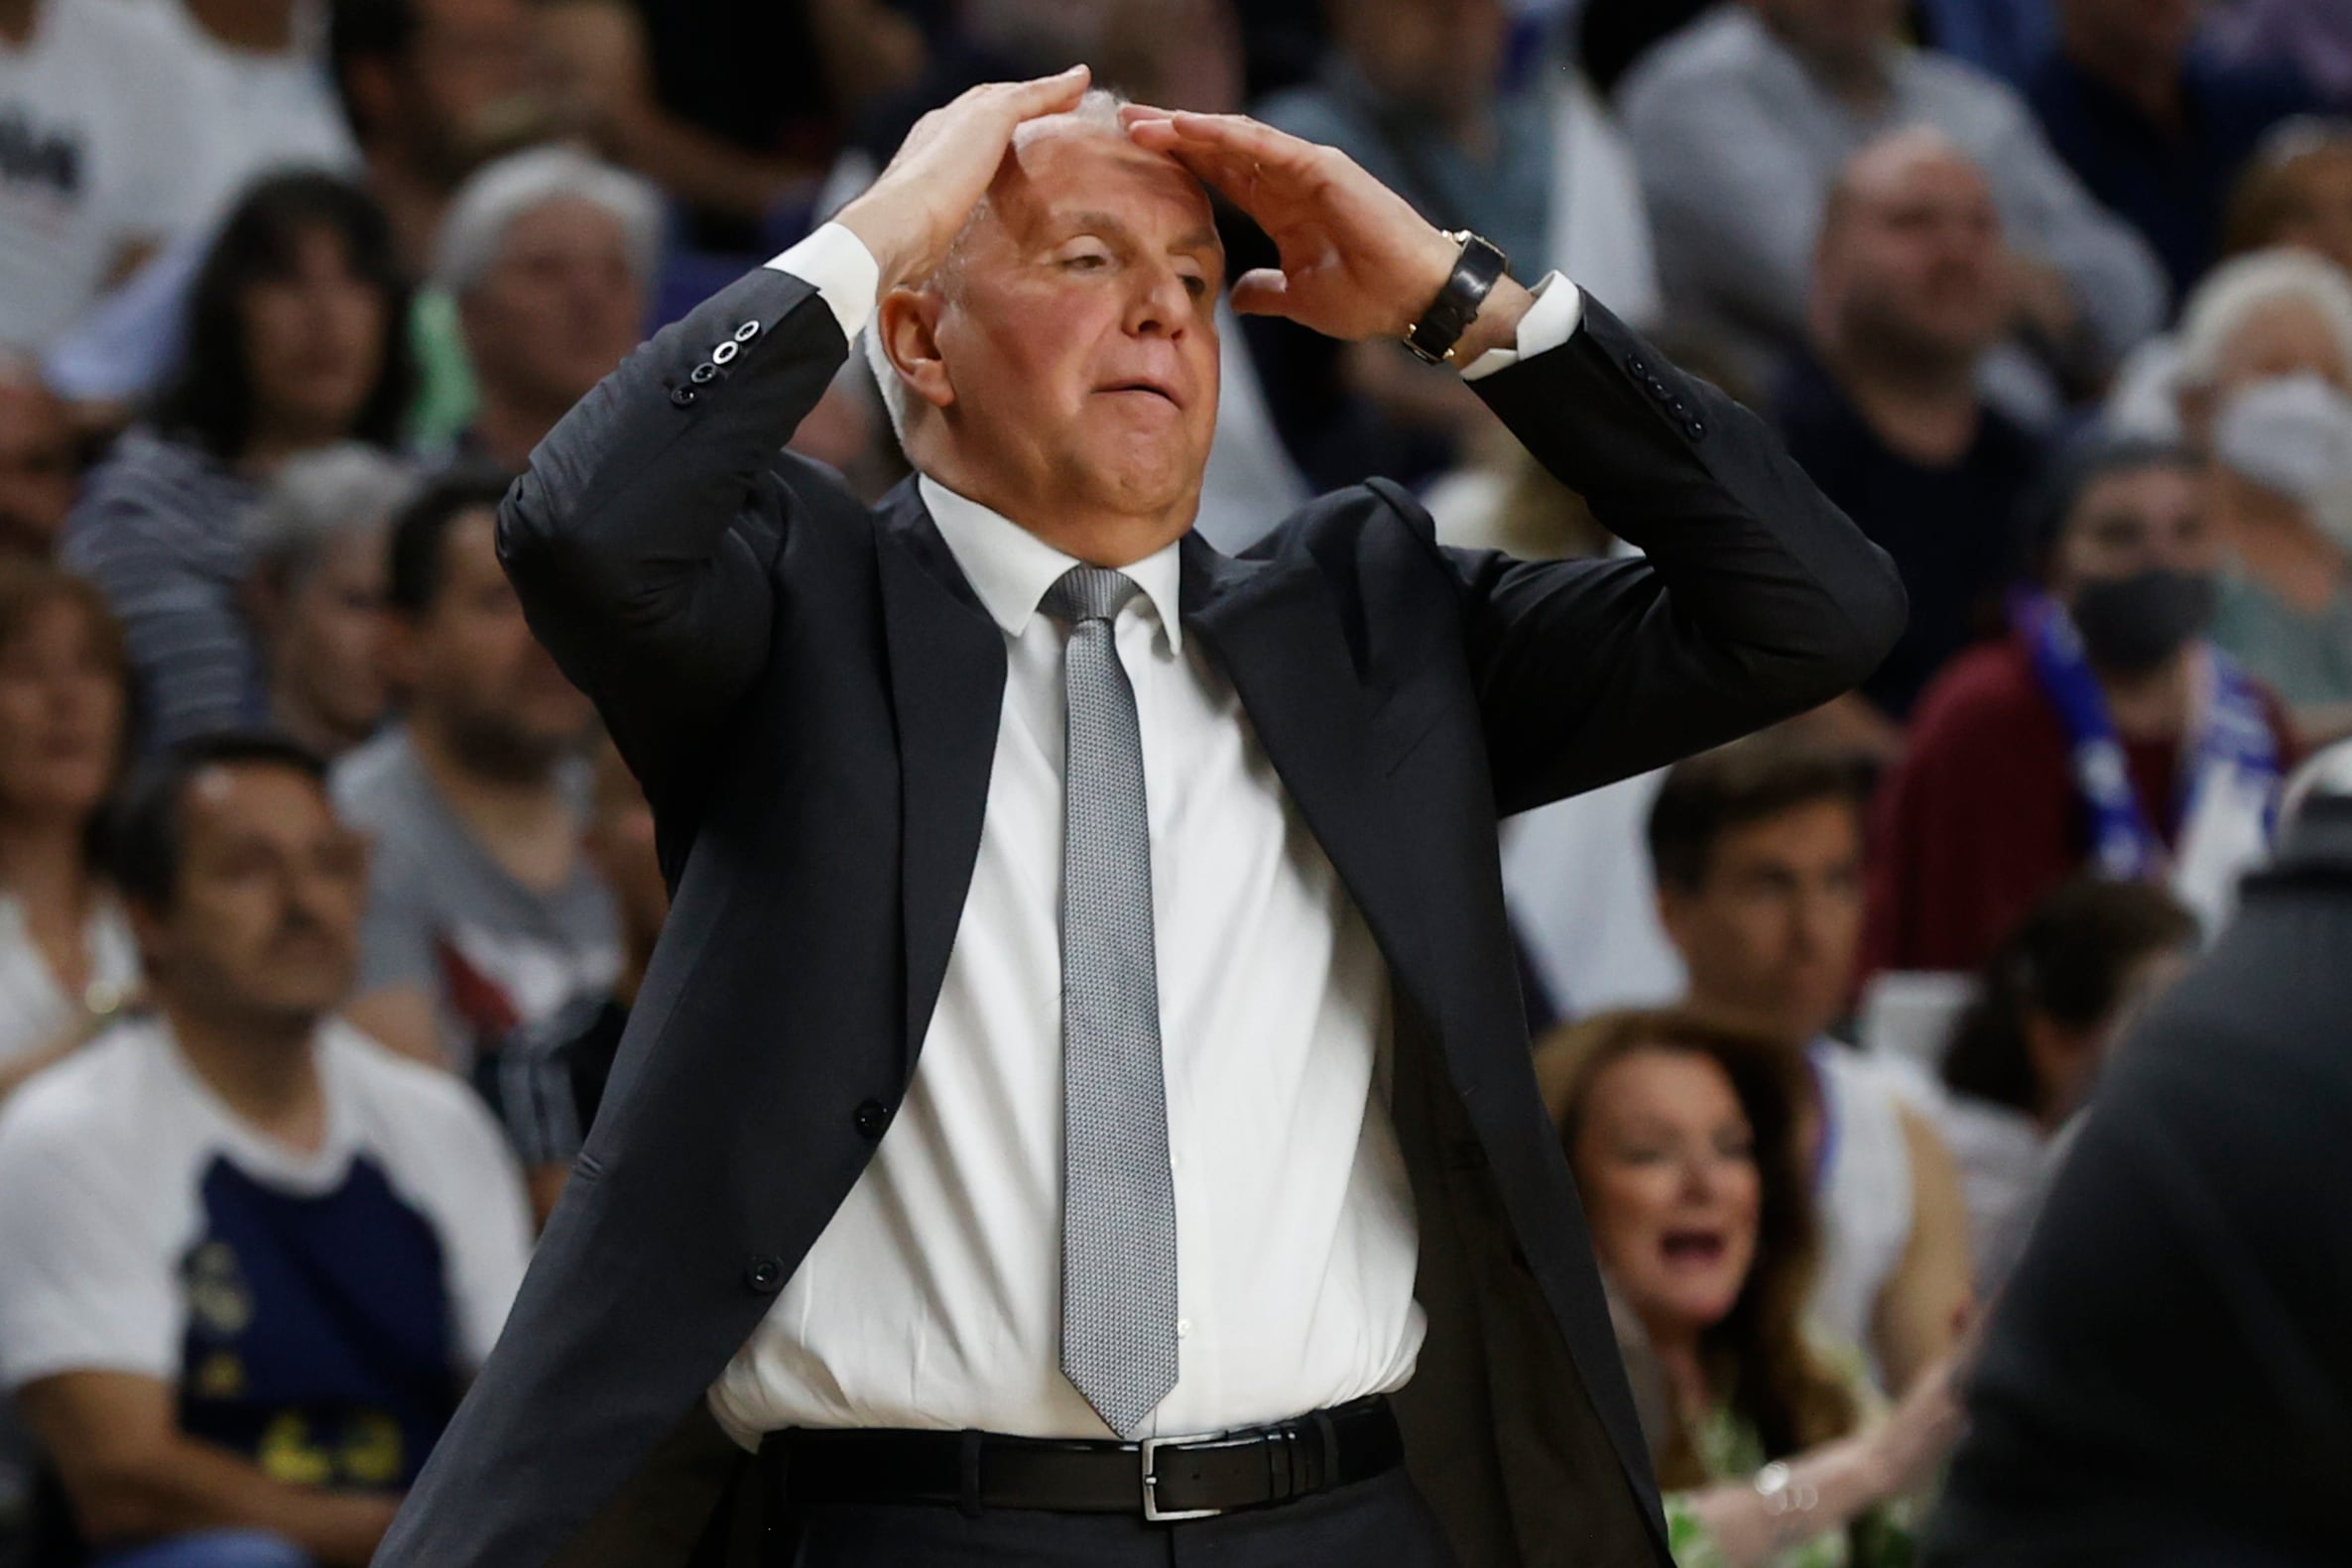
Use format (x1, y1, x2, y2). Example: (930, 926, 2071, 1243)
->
(918, 475, 1184, 654)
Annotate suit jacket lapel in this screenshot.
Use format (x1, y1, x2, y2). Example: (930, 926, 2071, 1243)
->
(876, 480, 1006, 1078)
(1180, 534, 1437, 1025)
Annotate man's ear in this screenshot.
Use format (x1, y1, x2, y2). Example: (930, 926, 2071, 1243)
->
(878, 287, 955, 416)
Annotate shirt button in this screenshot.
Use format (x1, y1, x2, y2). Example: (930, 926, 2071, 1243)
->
(1176, 1317, 1192, 1338)
(670, 386, 698, 409)
(733, 320, 761, 342)
(689, 362, 717, 384)
(746, 1256, 785, 1293)
(853, 1099, 894, 1139)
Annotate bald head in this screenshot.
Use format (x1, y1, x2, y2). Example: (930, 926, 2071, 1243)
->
(1812, 129, 2010, 370)
(867, 89, 1224, 562)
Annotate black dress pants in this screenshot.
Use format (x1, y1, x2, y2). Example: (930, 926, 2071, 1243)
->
(771, 1469, 1464, 1567)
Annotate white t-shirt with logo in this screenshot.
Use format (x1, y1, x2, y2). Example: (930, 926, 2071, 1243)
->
(0, 0, 218, 350)
(0, 1017, 531, 1484)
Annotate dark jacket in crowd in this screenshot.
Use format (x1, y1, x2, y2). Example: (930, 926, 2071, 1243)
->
(1928, 795, 2352, 1566)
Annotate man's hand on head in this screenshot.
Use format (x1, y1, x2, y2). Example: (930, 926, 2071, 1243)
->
(837, 64, 1093, 290)
(1122, 107, 1534, 365)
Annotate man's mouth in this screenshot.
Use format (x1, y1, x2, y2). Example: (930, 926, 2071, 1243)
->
(1098, 379, 1181, 408)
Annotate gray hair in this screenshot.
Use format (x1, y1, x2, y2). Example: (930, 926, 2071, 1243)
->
(2175, 247, 2352, 388)
(432, 145, 665, 300)
(248, 443, 421, 589)
(861, 87, 1134, 448)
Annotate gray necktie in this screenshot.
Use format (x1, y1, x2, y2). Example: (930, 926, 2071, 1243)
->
(1042, 564, 1179, 1438)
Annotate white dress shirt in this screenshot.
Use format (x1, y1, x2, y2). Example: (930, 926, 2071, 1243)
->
(709, 221, 1584, 1445)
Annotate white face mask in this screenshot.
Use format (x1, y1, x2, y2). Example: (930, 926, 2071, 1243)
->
(2212, 372, 2352, 508)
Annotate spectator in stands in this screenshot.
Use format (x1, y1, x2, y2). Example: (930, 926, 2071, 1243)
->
(1537, 1008, 1963, 1567)
(1257, 0, 1658, 319)
(2173, 248, 2352, 739)
(161, 0, 363, 203)
(62, 174, 415, 752)
(1618, 0, 2167, 394)
(1256, 0, 1659, 470)
(488, 735, 663, 1220)
(1780, 131, 2046, 736)
(334, 468, 617, 1073)
(2208, 0, 2352, 109)
(428, 148, 660, 473)
(2028, 0, 2321, 300)
(0, 361, 81, 560)
(0, 0, 220, 354)
(0, 563, 137, 1099)
(30, 0, 370, 416)
(2223, 116, 2352, 274)
(2098, 120, 2352, 439)
(1650, 739, 1976, 1396)
(1929, 877, 2197, 1290)
(327, 0, 557, 278)
(537, 0, 927, 253)
(244, 445, 420, 763)
(1863, 438, 2294, 980)
(0, 733, 531, 1568)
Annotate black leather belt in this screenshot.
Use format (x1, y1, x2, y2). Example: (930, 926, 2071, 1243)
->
(763, 1395, 1403, 1521)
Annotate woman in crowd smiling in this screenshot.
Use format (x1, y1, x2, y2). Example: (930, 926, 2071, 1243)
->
(1541, 1010, 1961, 1568)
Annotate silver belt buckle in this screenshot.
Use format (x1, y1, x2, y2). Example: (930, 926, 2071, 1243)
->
(1140, 1435, 1222, 1522)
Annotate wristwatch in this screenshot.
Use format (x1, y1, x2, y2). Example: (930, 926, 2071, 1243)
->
(1405, 230, 1509, 365)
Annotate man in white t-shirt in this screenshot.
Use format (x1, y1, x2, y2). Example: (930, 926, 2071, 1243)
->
(0, 0, 219, 352)
(0, 734, 532, 1568)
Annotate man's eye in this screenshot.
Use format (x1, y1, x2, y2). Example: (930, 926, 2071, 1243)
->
(1181, 275, 1209, 299)
(1063, 252, 1111, 271)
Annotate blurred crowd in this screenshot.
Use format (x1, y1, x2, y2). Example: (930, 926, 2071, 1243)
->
(0, 0, 2348, 1563)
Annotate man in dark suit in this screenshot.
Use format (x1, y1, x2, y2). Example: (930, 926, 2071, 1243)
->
(377, 64, 1906, 1568)
(1927, 768, 2352, 1568)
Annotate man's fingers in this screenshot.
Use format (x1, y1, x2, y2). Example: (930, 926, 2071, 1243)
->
(1138, 111, 1319, 175)
(1228, 269, 1294, 318)
(1005, 62, 1090, 115)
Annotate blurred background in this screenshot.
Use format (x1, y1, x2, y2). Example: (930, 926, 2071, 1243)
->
(0, 0, 2349, 1563)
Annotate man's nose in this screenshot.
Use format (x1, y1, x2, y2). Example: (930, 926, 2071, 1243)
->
(1123, 265, 1197, 338)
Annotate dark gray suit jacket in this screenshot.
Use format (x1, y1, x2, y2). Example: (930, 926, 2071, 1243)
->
(371, 261, 1905, 1568)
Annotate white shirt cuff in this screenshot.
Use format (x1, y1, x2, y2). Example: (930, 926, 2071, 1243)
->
(1459, 272, 1584, 383)
(765, 222, 882, 344)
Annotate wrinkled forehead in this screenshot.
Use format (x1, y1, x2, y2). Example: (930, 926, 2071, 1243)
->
(970, 119, 1219, 258)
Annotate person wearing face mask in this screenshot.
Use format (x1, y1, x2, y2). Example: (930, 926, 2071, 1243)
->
(1862, 437, 2299, 980)
(2171, 246, 2352, 742)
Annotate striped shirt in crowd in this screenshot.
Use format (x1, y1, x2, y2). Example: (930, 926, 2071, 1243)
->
(62, 427, 267, 748)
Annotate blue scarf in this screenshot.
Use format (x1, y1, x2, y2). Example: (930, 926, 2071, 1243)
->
(2014, 589, 2280, 881)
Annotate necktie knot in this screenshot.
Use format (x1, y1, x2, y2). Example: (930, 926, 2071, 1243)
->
(1042, 565, 1140, 627)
